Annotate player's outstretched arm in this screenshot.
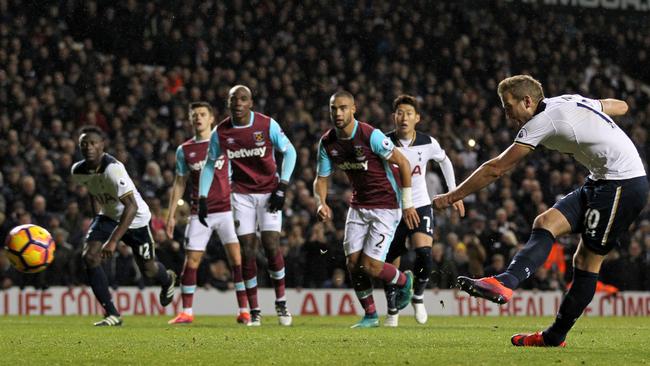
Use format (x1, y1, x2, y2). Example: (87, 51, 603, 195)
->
(433, 143, 531, 210)
(600, 98, 628, 117)
(103, 192, 137, 259)
(166, 174, 188, 238)
(387, 148, 420, 229)
(313, 176, 331, 222)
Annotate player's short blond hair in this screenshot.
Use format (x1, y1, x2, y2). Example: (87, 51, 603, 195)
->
(497, 75, 544, 102)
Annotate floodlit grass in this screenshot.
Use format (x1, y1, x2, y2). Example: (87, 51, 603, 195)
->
(1, 315, 649, 365)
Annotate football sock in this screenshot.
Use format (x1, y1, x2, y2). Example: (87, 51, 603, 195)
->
(86, 265, 120, 316)
(378, 263, 407, 287)
(351, 270, 376, 315)
(266, 251, 286, 301)
(496, 228, 555, 289)
(243, 257, 259, 310)
(384, 283, 398, 315)
(155, 261, 173, 287)
(181, 266, 197, 311)
(231, 264, 249, 311)
(543, 268, 598, 346)
(413, 247, 432, 299)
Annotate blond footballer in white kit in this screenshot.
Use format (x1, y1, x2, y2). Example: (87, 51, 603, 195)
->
(434, 75, 647, 347)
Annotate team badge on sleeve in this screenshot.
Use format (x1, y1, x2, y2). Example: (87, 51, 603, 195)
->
(517, 128, 527, 139)
(382, 137, 393, 150)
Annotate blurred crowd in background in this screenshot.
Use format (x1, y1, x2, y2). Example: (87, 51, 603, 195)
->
(1, 0, 649, 292)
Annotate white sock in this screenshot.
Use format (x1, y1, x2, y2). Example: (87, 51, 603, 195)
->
(183, 308, 193, 315)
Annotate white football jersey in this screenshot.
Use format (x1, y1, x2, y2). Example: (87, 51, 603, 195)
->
(515, 94, 645, 180)
(388, 131, 457, 208)
(71, 154, 151, 228)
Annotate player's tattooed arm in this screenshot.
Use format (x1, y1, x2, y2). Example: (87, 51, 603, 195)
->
(102, 192, 137, 259)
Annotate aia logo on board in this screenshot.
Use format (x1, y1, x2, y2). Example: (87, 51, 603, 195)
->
(253, 131, 265, 146)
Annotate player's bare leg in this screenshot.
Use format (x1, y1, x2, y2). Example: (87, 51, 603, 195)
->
(262, 230, 291, 326)
(240, 234, 261, 326)
(83, 240, 122, 326)
(224, 241, 249, 324)
(169, 250, 202, 324)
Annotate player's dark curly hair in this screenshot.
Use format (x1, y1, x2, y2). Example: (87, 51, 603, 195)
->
(392, 94, 419, 114)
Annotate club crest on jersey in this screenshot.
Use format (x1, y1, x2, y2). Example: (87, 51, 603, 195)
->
(253, 131, 265, 146)
(227, 137, 236, 145)
(189, 152, 197, 158)
(330, 149, 338, 156)
(354, 145, 366, 161)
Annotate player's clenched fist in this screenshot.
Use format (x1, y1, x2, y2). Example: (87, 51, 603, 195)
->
(317, 204, 332, 222)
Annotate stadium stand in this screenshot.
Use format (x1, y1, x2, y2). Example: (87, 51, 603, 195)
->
(0, 0, 648, 291)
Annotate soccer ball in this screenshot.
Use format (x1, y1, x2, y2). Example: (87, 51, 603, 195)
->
(4, 224, 56, 273)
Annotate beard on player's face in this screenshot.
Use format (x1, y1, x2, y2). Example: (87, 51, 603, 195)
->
(333, 112, 352, 129)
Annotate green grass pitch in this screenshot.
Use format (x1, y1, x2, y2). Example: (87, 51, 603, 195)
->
(1, 316, 649, 365)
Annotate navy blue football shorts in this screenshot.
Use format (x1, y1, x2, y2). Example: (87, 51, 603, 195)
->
(85, 215, 157, 260)
(386, 205, 435, 263)
(553, 176, 648, 255)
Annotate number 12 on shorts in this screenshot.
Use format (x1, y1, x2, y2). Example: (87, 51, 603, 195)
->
(139, 243, 152, 259)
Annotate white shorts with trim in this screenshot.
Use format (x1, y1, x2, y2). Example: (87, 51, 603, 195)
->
(184, 211, 238, 251)
(231, 192, 282, 235)
(343, 207, 402, 262)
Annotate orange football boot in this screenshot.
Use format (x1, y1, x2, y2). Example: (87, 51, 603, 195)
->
(168, 312, 194, 324)
(511, 332, 566, 347)
(457, 276, 513, 304)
